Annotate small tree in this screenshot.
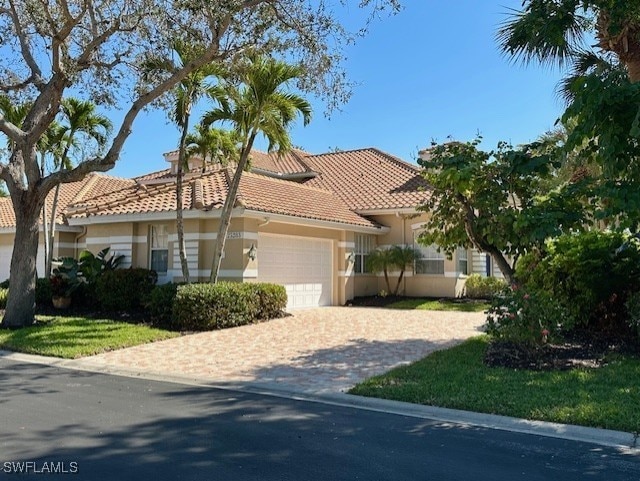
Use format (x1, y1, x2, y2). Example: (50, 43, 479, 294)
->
(366, 245, 420, 296)
(417, 138, 590, 284)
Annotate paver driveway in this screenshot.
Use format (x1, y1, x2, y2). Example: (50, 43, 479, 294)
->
(79, 307, 485, 394)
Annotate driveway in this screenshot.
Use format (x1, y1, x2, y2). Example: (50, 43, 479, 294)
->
(77, 307, 485, 394)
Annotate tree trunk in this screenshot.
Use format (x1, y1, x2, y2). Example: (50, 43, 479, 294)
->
(383, 268, 391, 295)
(1, 193, 42, 328)
(393, 270, 405, 296)
(176, 115, 191, 283)
(46, 182, 61, 276)
(210, 134, 256, 283)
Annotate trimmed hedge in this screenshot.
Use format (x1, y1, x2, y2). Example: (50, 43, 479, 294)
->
(95, 268, 158, 311)
(146, 283, 179, 326)
(464, 274, 507, 299)
(0, 288, 7, 309)
(172, 282, 287, 331)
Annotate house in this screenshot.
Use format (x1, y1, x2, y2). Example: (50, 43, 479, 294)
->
(0, 147, 497, 309)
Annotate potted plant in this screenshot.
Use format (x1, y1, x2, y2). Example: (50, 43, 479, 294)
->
(50, 257, 83, 309)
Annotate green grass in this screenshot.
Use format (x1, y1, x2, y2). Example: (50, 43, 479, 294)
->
(386, 298, 489, 312)
(350, 336, 640, 433)
(0, 316, 178, 359)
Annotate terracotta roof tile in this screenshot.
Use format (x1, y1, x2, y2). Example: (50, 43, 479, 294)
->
(68, 168, 379, 228)
(249, 148, 313, 174)
(303, 148, 431, 210)
(0, 173, 135, 228)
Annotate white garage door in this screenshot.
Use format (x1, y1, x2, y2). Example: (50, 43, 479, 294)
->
(258, 234, 332, 309)
(0, 244, 45, 282)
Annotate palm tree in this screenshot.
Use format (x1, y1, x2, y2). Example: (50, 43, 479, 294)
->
(497, 1, 640, 83)
(202, 56, 312, 283)
(47, 99, 112, 275)
(151, 40, 223, 283)
(185, 124, 240, 173)
(366, 245, 420, 296)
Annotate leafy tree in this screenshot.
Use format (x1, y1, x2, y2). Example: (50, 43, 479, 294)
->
(202, 56, 312, 283)
(366, 245, 420, 296)
(0, 0, 400, 327)
(499, 1, 640, 228)
(417, 138, 590, 284)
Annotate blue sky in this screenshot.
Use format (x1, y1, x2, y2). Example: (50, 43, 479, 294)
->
(111, 1, 568, 178)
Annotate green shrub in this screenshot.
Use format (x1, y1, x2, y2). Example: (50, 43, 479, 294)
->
(172, 282, 286, 331)
(486, 286, 567, 347)
(0, 288, 8, 309)
(95, 268, 158, 311)
(464, 274, 507, 299)
(515, 231, 640, 335)
(250, 283, 287, 319)
(146, 283, 179, 326)
(35, 277, 52, 306)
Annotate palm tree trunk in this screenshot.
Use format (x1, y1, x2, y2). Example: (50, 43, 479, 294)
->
(383, 268, 391, 295)
(176, 115, 191, 283)
(393, 270, 405, 296)
(46, 182, 61, 276)
(209, 134, 256, 283)
(40, 155, 49, 278)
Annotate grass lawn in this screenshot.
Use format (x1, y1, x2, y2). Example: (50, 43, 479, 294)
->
(385, 298, 489, 313)
(0, 315, 178, 359)
(350, 336, 640, 433)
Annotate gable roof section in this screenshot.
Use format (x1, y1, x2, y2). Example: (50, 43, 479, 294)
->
(68, 168, 380, 229)
(302, 148, 430, 211)
(0, 173, 135, 229)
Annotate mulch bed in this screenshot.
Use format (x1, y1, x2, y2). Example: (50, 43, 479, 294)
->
(485, 334, 640, 371)
(347, 295, 486, 308)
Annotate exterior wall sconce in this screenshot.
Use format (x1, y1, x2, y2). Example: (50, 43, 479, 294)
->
(247, 243, 257, 261)
(347, 251, 356, 264)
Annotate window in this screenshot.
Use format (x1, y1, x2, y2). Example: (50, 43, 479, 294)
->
(457, 247, 468, 275)
(414, 233, 445, 275)
(150, 225, 168, 274)
(354, 234, 374, 274)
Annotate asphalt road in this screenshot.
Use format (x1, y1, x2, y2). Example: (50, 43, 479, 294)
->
(1, 358, 639, 481)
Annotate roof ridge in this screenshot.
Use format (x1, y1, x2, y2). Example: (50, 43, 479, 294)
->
(307, 147, 373, 159)
(242, 170, 336, 194)
(368, 147, 421, 174)
(69, 174, 100, 205)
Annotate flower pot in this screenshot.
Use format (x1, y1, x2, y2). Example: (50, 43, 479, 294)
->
(52, 296, 72, 309)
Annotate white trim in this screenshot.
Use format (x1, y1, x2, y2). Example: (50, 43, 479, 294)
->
(444, 271, 459, 278)
(53, 242, 76, 249)
(167, 231, 257, 243)
(411, 222, 426, 230)
(67, 208, 247, 226)
(86, 235, 135, 244)
(338, 241, 355, 249)
(376, 271, 414, 278)
(167, 268, 255, 278)
(132, 236, 146, 243)
(355, 208, 418, 216)
(247, 211, 389, 234)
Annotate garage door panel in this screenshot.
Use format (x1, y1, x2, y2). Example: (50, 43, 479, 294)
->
(258, 234, 332, 309)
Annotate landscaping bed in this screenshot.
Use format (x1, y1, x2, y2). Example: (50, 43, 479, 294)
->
(349, 296, 488, 312)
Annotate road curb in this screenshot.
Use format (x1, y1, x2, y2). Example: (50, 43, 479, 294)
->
(2, 349, 637, 451)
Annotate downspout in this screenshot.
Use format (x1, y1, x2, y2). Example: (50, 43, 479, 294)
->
(74, 226, 88, 258)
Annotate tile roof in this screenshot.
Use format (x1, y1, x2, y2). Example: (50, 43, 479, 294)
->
(0, 173, 135, 228)
(249, 148, 313, 175)
(302, 148, 431, 211)
(68, 168, 380, 228)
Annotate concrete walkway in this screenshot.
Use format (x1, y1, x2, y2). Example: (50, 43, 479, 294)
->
(77, 307, 486, 394)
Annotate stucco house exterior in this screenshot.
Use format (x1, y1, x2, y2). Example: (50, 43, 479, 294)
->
(0, 147, 499, 309)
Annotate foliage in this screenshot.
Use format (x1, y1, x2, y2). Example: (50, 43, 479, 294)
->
(0, 288, 8, 309)
(0, 316, 177, 359)
(78, 247, 124, 285)
(0, 0, 400, 327)
(486, 286, 566, 347)
(366, 245, 420, 295)
(350, 336, 640, 433)
(51, 257, 83, 298)
(417, 138, 589, 283)
(145, 283, 179, 327)
(95, 269, 158, 312)
(35, 278, 52, 307)
(464, 274, 507, 299)
(252, 283, 288, 320)
(203, 56, 312, 283)
(625, 290, 640, 338)
(172, 282, 286, 331)
(516, 231, 640, 336)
